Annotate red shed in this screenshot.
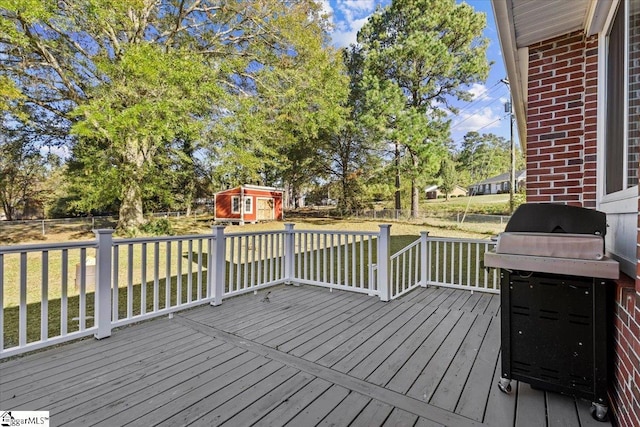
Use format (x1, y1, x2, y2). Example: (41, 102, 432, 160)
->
(214, 185, 283, 224)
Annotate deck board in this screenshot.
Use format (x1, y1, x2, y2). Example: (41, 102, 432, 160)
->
(283, 384, 351, 426)
(515, 382, 547, 427)
(455, 315, 501, 421)
(429, 312, 493, 411)
(0, 284, 611, 427)
(346, 305, 438, 380)
(316, 391, 372, 426)
(252, 378, 334, 426)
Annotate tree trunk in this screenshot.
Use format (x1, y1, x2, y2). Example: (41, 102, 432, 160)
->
(183, 179, 194, 216)
(394, 143, 401, 217)
(118, 180, 144, 231)
(117, 138, 146, 231)
(411, 179, 419, 218)
(340, 175, 349, 211)
(1, 199, 14, 221)
(410, 155, 419, 218)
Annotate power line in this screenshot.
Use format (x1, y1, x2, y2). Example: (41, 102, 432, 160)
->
(450, 113, 510, 147)
(455, 81, 503, 115)
(450, 95, 506, 131)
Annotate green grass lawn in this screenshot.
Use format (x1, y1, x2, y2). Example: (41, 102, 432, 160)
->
(422, 193, 513, 214)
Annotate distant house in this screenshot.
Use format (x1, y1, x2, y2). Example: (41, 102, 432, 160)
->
(468, 170, 526, 195)
(214, 185, 283, 225)
(425, 185, 468, 199)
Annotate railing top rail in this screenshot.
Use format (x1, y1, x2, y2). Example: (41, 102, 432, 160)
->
(293, 229, 379, 237)
(0, 240, 97, 254)
(427, 236, 496, 245)
(224, 230, 286, 238)
(114, 233, 215, 245)
(390, 238, 420, 259)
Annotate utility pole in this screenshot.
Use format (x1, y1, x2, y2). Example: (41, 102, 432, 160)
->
(501, 78, 516, 214)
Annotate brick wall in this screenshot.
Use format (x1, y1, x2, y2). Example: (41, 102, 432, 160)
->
(526, 32, 598, 207)
(620, 6, 640, 427)
(611, 277, 640, 427)
(525, 29, 640, 426)
(610, 5, 640, 420)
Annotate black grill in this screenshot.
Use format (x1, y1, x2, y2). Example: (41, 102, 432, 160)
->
(485, 203, 617, 422)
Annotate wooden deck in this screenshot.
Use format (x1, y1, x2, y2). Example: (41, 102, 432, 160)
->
(0, 285, 610, 426)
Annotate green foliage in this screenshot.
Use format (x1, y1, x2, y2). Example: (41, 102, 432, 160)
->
(0, 133, 48, 220)
(1, 0, 345, 231)
(456, 131, 523, 186)
(438, 156, 458, 200)
(138, 218, 175, 236)
(357, 0, 490, 214)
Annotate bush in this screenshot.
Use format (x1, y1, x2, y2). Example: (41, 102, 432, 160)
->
(139, 218, 175, 236)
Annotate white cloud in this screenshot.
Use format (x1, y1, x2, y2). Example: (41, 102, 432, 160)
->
(468, 83, 489, 100)
(40, 145, 70, 159)
(331, 17, 369, 47)
(451, 107, 503, 133)
(328, 0, 384, 47)
(318, 0, 334, 22)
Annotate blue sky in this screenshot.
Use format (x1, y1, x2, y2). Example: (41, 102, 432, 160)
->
(322, 0, 519, 150)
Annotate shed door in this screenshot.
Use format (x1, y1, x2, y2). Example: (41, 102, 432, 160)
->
(257, 198, 274, 220)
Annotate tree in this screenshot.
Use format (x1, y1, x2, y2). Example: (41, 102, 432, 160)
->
(71, 45, 221, 230)
(317, 46, 382, 210)
(357, 0, 490, 217)
(456, 132, 522, 187)
(1, 0, 343, 231)
(0, 135, 47, 220)
(437, 156, 457, 201)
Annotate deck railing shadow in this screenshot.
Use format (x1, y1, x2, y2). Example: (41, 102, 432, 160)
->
(0, 224, 497, 358)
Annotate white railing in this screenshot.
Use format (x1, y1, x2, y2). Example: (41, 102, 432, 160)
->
(0, 224, 498, 358)
(389, 234, 424, 299)
(425, 237, 499, 293)
(291, 229, 379, 296)
(223, 231, 286, 298)
(0, 239, 101, 357)
(110, 234, 216, 328)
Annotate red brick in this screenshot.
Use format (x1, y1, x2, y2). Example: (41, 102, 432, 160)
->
(540, 103, 570, 114)
(542, 75, 569, 86)
(570, 71, 585, 80)
(553, 195, 580, 202)
(556, 80, 584, 90)
(555, 152, 583, 160)
(526, 182, 552, 190)
(554, 165, 582, 173)
(555, 108, 582, 118)
(528, 127, 553, 136)
(528, 112, 554, 121)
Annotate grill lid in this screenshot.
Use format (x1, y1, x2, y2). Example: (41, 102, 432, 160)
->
(495, 232, 604, 260)
(505, 203, 606, 236)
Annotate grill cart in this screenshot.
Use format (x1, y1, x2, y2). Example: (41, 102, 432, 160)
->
(484, 203, 619, 422)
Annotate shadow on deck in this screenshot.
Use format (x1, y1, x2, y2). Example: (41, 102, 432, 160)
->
(0, 285, 609, 426)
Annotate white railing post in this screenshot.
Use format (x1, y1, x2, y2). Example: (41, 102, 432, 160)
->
(420, 231, 429, 287)
(94, 229, 114, 339)
(377, 224, 391, 301)
(284, 223, 295, 284)
(210, 226, 226, 306)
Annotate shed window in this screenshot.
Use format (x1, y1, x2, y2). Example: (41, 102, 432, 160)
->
(231, 196, 240, 214)
(244, 197, 253, 214)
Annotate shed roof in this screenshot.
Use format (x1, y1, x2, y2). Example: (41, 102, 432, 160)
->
(215, 185, 284, 196)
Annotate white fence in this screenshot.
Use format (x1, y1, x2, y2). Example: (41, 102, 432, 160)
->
(0, 224, 497, 358)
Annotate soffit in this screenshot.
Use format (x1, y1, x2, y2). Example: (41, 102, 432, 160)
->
(511, 0, 590, 47)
